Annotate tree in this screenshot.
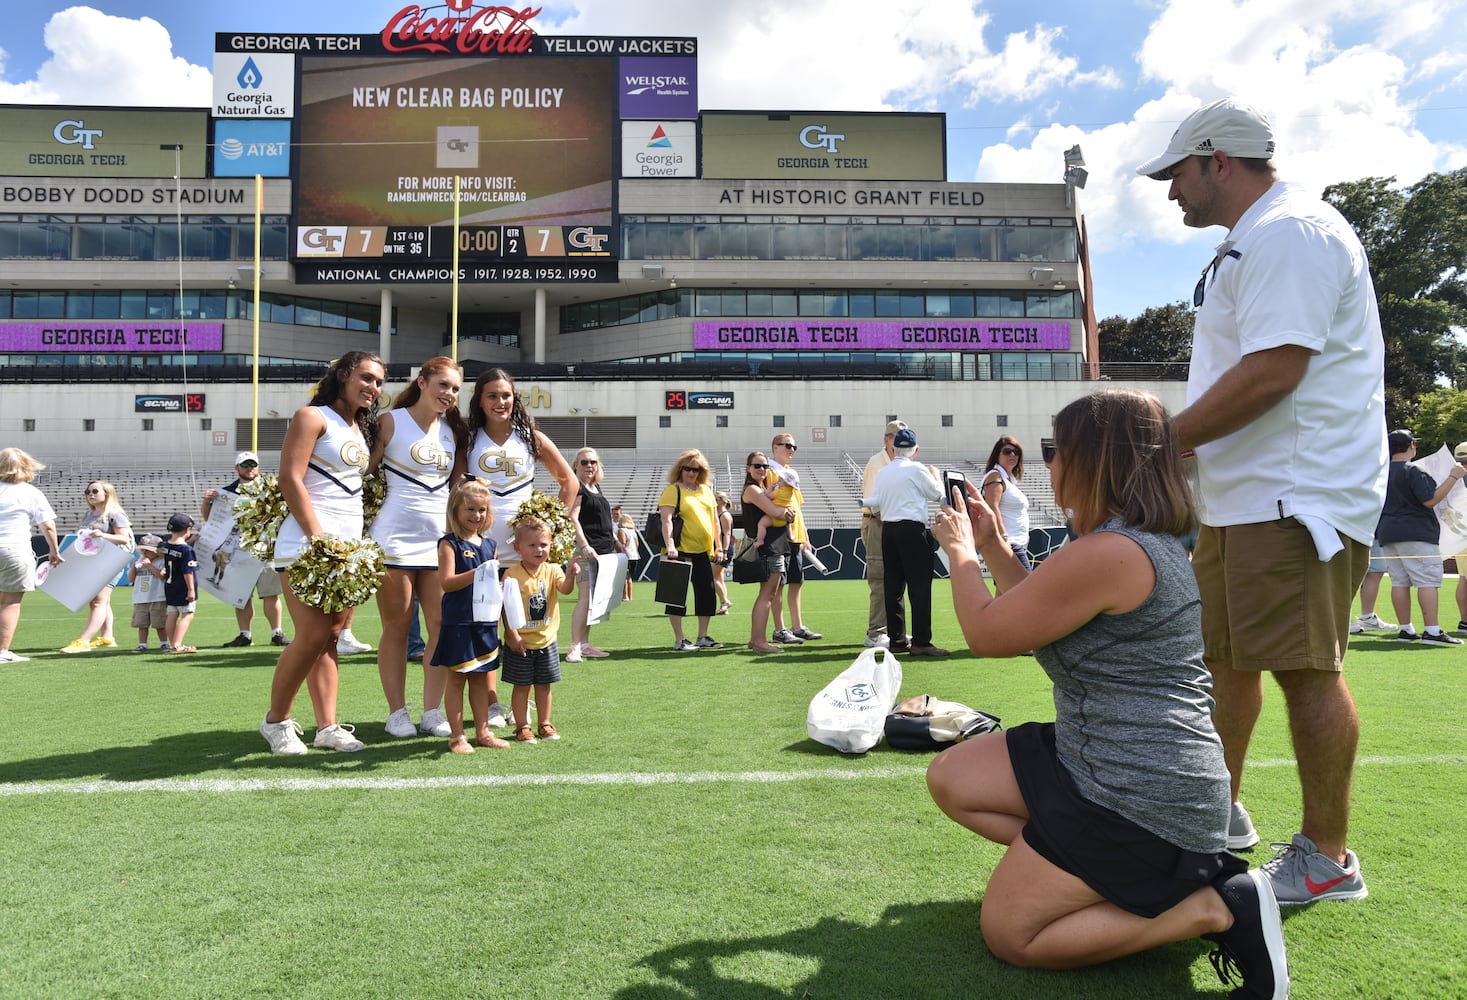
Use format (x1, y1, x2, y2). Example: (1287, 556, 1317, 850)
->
(1097, 301, 1195, 365)
(1323, 170, 1467, 427)
(1408, 387, 1467, 455)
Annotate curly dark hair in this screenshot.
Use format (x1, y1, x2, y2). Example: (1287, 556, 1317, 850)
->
(309, 350, 384, 448)
(467, 367, 539, 459)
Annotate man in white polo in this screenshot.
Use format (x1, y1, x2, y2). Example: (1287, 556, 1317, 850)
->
(861, 419, 906, 648)
(1137, 97, 1386, 905)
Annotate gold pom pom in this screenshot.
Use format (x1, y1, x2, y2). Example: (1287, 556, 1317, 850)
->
(287, 535, 386, 613)
(231, 474, 288, 562)
(508, 490, 577, 564)
(362, 469, 387, 529)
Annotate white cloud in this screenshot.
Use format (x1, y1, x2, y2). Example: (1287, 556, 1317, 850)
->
(979, 0, 1467, 258)
(0, 6, 210, 106)
(543, 0, 1115, 110)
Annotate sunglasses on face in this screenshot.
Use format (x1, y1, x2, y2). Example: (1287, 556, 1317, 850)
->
(1041, 443, 1057, 464)
(775, 442, 797, 451)
(578, 459, 599, 466)
(1001, 447, 1021, 457)
(683, 465, 706, 473)
(749, 463, 769, 470)
(239, 461, 259, 469)
(85, 489, 102, 496)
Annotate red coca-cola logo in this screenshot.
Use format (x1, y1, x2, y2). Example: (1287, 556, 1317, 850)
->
(381, 4, 541, 55)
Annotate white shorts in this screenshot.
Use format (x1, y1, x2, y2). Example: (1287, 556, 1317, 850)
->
(273, 508, 364, 569)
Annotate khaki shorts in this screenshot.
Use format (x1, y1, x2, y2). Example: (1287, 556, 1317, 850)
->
(1194, 519, 1369, 672)
(255, 564, 283, 597)
(1381, 541, 1444, 588)
(130, 601, 167, 629)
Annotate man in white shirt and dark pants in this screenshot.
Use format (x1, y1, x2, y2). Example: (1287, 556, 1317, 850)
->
(868, 428, 948, 657)
(861, 420, 906, 648)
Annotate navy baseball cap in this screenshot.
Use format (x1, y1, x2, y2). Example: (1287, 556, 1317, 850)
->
(893, 428, 918, 448)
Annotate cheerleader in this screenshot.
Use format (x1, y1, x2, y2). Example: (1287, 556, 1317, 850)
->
(369, 356, 467, 740)
(259, 351, 384, 756)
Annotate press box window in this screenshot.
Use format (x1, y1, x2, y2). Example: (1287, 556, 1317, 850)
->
(658, 416, 671, 428)
(83, 419, 95, 432)
(142, 419, 154, 431)
(942, 415, 954, 428)
(23, 419, 36, 432)
(829, 416, 842, 428)
(716, 416, 729, 428)
(773, 416, 785, 428)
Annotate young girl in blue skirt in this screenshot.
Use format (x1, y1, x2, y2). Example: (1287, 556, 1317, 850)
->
(432, 480, 510, 753)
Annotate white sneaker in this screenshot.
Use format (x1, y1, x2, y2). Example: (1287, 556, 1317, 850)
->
(260, 716, 307, 755)
(313, 723, 365, 752)
(418, 707, 451, 737)
(485, 702, 510, 728)
(0, 650, 30, 663)
(564, 643, 584, 663)
(863, 634, 890, 649)
(1350, 612, 1395, 633)
(1227, 800, 1261, 850)
(384, 707, 417, 738)
(336, 631, 372, 655)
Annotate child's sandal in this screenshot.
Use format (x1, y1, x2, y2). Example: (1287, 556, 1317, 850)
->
(475, 732, 509, 749)
(514, 725, 538, 744)
(448, 736, 474, 754)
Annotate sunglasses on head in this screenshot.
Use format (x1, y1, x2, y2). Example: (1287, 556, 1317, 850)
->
(1001, 446, 1021, 457)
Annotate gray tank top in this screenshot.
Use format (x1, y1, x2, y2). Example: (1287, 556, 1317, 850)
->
(1034, 518, 1230, 853)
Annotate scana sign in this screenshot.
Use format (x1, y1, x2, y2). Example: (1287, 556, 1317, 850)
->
(380, 3, 542, 55)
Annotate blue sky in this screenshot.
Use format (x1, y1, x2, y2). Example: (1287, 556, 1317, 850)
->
(3, 1, 1466, 319)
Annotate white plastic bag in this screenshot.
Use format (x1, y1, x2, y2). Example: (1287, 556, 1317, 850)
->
(806, 647, 903, 754)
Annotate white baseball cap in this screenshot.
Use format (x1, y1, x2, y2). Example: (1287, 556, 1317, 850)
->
(235, 451, 259, 466)
(1135, 98, 1277, 180)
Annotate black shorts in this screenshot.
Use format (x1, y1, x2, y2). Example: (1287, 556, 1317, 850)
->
(501, 644, 562, 686)
(1007, 722, 1245, 918)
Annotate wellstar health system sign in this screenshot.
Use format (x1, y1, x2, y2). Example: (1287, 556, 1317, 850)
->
(694, 320, 1073, 351)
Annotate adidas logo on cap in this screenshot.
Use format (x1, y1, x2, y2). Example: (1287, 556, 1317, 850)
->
(1194, 138, 1215, 152)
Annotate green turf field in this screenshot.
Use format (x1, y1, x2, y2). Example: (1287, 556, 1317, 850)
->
(1, 580, 1463, 998)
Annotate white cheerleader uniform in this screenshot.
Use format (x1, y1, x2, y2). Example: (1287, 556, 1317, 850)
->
(370, 411, 456, 569)
(273, 406, 369, 568)
(466, 426, 536, 565)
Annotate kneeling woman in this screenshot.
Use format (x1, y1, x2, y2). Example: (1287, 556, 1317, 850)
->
(928, 389, 1287, 1000)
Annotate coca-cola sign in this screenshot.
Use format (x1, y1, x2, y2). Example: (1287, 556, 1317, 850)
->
(381, 3, 542, 55)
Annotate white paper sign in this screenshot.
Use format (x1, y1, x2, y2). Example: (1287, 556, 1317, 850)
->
(501, 575, 527, 629)
(471, 559, 502, 622)
(1419, 445, 1467, 557)
(587, 552, 627, 625)
(196, 499, 265, 610)
(39, 537, 134, 612)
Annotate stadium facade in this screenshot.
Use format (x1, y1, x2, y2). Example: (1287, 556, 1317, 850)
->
(0, 7, 1183, 471)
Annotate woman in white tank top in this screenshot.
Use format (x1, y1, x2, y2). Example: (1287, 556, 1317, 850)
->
(367, 356, 467, 740)
(457, 367, 578, 565)
(453, 368, 576, 729)
(260, 351, 385, 757)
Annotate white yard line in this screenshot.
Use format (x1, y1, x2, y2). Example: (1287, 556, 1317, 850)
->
(0, 754, 1461, 797)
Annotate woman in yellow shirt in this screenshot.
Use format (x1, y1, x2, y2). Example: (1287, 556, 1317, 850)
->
(659, 449, 723, 652)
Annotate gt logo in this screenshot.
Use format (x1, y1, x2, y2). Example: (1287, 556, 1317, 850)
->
(54, 120, 104, 149)
(799, 124, 845, 154)
(567, 227, 609, 253)
(297, 227, 348, 257)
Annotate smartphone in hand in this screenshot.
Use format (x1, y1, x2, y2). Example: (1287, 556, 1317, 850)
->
(943, 470, 967, 508)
